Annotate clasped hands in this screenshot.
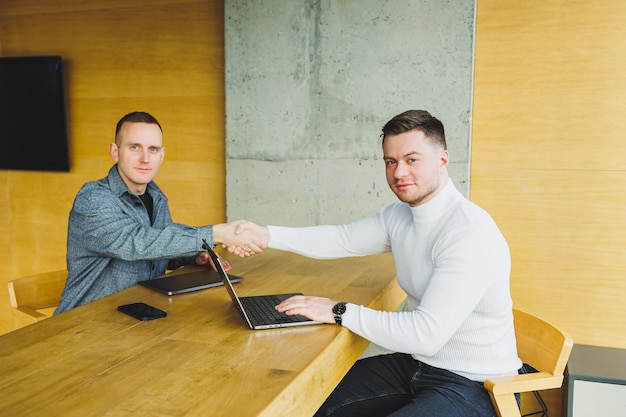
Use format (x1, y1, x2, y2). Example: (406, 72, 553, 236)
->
(212, 220, 270, 257)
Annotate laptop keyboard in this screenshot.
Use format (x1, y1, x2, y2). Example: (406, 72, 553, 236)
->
(240, 295, 309, 324)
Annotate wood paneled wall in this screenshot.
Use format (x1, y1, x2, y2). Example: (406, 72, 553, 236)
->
(0, 0, 225, 335)
(472, 0, 626, 349)
(472, 2, 626, 413)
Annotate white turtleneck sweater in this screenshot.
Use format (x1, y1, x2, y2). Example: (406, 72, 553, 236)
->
(268, 179, 521, 381)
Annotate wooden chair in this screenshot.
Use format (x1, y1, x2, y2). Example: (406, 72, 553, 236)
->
(7, 270, 67, 322)
(484, 308, 574, 417)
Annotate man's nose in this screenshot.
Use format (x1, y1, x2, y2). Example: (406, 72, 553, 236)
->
(394, 162, 408, 178)
(139, 149, 150, 162)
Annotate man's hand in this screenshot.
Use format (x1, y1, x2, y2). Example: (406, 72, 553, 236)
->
(194, 251, 231, 271)
(224, 221, 270, 257)
(213, 220, 267, 257)
(275, 295, 338, 324)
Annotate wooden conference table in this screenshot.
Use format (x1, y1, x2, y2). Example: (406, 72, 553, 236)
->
(0, 249, 405, 417)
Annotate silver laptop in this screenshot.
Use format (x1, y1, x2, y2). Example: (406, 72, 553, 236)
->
(202, 240, 320, 330)
(139, 269, 243, 295)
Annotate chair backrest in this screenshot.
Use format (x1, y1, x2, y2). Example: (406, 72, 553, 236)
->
(8, 270, 67, 321)
(513, 308, 573, 377)
(484, 309, 574, 417)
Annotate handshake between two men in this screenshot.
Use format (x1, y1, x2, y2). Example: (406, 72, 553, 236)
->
(213, 220, 269, 257)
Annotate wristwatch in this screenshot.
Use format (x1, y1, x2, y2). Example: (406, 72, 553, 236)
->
(332, 302, 347, 326)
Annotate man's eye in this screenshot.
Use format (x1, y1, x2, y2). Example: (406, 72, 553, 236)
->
(408, 158, 418, 163)
(385, 160, 396, 166)
(130, 145, 139, 151)
(149, 147, 160, 153)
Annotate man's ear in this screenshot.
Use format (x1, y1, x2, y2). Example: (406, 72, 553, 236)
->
(440, 149, 449, 168)
(109, 143, 119, 162)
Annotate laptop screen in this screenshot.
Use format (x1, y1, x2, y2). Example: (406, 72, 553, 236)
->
(202, 241, 254, 327)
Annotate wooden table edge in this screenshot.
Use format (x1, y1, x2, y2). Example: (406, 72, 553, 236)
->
(256, 278, 406, 417)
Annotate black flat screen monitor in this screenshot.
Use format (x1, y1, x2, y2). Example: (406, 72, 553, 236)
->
(0, 55, 70, 172)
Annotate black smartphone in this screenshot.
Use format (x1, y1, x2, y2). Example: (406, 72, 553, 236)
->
(118, 302, 167, 321)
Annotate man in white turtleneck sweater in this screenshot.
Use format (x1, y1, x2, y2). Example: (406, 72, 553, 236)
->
(231, 110, 522, 417)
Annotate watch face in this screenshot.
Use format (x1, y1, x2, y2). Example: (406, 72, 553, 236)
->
(333, 302, 347, 315)
(332, 302, 346, 325)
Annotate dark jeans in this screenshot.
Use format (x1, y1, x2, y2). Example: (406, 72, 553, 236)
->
(313, 353, 497, 417)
